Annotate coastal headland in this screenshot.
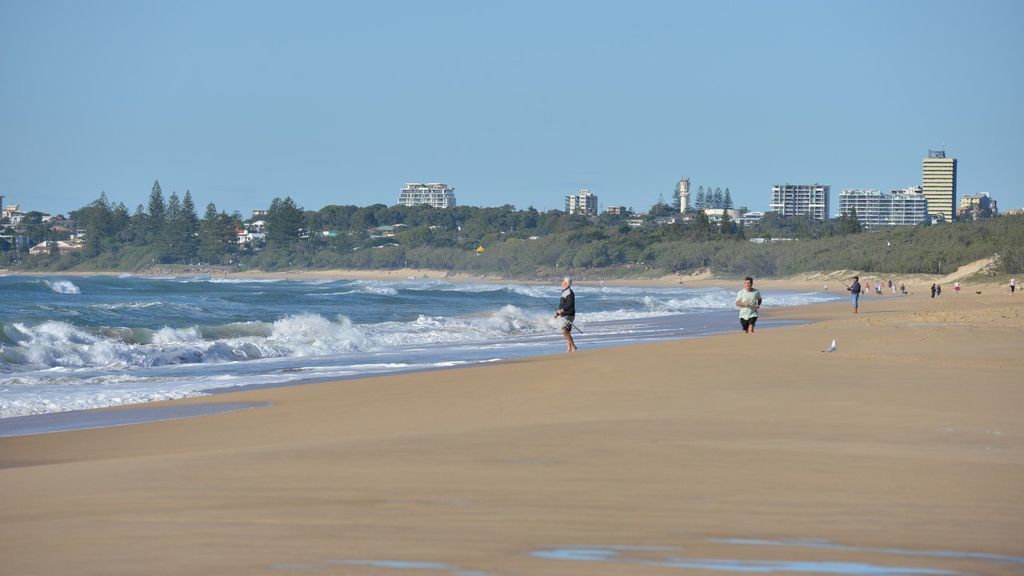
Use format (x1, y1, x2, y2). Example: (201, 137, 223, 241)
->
(1, 281, 1022, 575)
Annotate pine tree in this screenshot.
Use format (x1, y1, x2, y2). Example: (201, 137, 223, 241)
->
(163, 191, 183, 262)
(712, 187, 724, 209)
(266, 196, 304, 246)
(695, 186, 706, 210)
(723, 188, 733, 210)
(78, 192, 114, 257)
(199, 203, 238, 263)
(181, 190, 200, 261)
(112, 202, 131, 244)
(147, 180, 166, 243)
(130, 204, 148, 245)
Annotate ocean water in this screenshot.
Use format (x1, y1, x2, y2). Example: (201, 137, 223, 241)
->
(0, 275, 838, 419)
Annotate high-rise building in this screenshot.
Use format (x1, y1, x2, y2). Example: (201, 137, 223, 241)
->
(565, 189, 598, 216)
(838, 188, 928, 227)
(676, 178, 690, 212)
(922, 150, 957, 222)
(397, 183, 456, 209)
(769, 183, 830, 221)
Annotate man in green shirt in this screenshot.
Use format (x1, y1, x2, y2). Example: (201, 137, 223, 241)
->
(735, 276, 763, 334)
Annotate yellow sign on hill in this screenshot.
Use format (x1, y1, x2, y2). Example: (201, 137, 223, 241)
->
(474, 245, 485, 254)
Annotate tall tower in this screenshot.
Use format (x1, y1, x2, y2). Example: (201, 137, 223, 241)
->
(676, 178, 690, 213)
(922, 150, 957, 222)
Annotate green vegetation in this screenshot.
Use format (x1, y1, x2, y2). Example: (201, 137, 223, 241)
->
(5, 180, 1023, 277)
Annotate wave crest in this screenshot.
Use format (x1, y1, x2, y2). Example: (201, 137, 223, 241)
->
(46, 280, 80, 294)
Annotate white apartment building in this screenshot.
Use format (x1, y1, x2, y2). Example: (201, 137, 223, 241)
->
(397, 183, 457, 209)
(565, 189, 598, 216)
(770, 184, 830, 221)
(838, 189, 929, 227)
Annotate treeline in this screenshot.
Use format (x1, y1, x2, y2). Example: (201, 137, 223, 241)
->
(6, 180, 1024, 276)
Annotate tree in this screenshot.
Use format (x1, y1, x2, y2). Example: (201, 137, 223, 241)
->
(112, 202, 131, 244)
(266, 196, 304, 246)
(719, 210, 736, 236)
(199, 203, 238, 263)
(712, 187, 724, 209)
(180, 190, 200, 261)
(147, 180, 166, 243)
(648, 201, 678, 217)
(160, 191, 183, 261)
(695, 186, 706, 210)
(723, 188, 733, 210)
(72, 193, 114, 257)
(129, 204, 148, 245)
(835, 208, 862, 235)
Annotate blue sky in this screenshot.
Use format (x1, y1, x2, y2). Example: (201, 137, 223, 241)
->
(2, 0, 1022, 217)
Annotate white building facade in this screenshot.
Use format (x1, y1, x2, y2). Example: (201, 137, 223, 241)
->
(565, 189, 598, 216)
(770, 184, 830, 221)
(397, 183, 457, 209)
(838, 188, 929, 227)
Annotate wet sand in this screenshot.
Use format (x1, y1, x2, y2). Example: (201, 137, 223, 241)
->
(1, 288, 1022, 575)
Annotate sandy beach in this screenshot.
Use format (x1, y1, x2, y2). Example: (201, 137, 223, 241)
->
(1, 284, 1022, 575)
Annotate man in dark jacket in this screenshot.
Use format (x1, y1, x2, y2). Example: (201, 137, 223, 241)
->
(554, 277, 577, 352)
(849, 276, 862, 314)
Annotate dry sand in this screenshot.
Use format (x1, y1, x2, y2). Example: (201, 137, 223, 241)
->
(1, 288, 1022, 575)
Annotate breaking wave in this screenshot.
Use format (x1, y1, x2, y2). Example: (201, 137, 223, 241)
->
(46, 280, 80, 294)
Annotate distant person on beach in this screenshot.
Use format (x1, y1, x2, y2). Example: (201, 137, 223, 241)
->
(931, 283, 936, 298)
(1012, 278, 1017, 293)
(954, 281, 960, 296)
(848, 276, 862, 313)
(735, 276, 763, 333)
(888, 278, 895, 295)
(554, 277, 577, 352)
(936, 284, 942, 297)
(900, 282, 906, 295)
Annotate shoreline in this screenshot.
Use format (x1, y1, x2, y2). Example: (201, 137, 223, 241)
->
(0, 302, 819, 437)
(2, 289, 1022, 574)
(2, 258, 1010, 292)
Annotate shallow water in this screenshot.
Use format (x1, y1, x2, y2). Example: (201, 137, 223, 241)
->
(0, 275, 837, 423)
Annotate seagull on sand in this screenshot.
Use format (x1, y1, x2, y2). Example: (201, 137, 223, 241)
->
(822, 339, 837, 353)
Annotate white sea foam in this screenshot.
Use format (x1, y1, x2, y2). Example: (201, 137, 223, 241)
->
(90, 301, 169, 311)
(0, 387, 204, 418)
(7, 321, 143, 368)
(151, 326, 203, 345)
(46, 280, 80, 294)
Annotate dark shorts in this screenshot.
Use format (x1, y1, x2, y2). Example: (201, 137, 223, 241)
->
(561, 316, 575, 332)
(740, 316, 757, 331)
